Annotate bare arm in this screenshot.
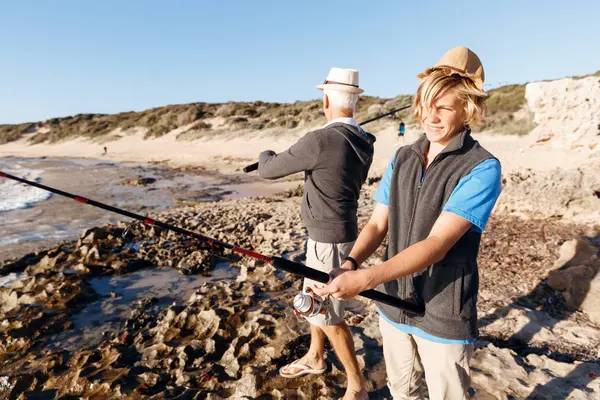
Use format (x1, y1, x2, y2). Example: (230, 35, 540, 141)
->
(340, 202, 389, 269)
(363, 211, 472, 289)
(315, 211, 473, 299)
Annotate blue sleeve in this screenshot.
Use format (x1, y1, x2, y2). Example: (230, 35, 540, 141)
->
(442, 159, 502, 233)
(372, 157, 395, 205)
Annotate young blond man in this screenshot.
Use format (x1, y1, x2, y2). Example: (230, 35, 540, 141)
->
(316, 47, 502, 399)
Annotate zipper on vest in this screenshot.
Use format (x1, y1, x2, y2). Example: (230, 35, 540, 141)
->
(402, 153, 444, 322)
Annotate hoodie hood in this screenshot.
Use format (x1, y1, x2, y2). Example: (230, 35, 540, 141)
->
(328, 122, 376, 165)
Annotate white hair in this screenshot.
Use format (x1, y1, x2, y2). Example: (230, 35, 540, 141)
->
(324, 89, 359, 115)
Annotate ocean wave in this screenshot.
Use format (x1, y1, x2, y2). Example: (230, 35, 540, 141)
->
(0, 166, 52, 212)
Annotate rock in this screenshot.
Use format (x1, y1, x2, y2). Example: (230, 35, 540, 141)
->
(137, 177, 156, 186)
(119, 176, 156, 186)
(526, 76, 600, 150)
(479, 304, 600, 359)
(110, 260, 128, 272)
(548, 236, 600, 324)
(85, 246, 101, 261)
(81, 227, 111, 244)
(232, 371, 258, 398)
(176, 251, 214, 274)
(0, 375, 12, 391)
(471, 344, 600, 399)
(494, 164, 600, 224)
(26, 251, 66, 275)
(0, 291, 19, 313)
(549, 266, 600, 324)
(148, 225, 164, 238)
(72, 263, 90, 275)
(236, 265, 249, 282)
(553, 237, 599, 270)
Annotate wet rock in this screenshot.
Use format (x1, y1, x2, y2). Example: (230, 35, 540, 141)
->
(120, 176, 156, 186)
(72, 263, 91, 275)
(25, 251, 67, 275)
(85, 245, 101, 261)
(176, 251, 215, 275)
(0, 252, 47, 276)
(0, 291, 18, 313)
(81, 227, 112, 244)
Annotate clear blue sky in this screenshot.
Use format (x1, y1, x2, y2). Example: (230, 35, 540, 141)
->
(1, 1, 599, 124)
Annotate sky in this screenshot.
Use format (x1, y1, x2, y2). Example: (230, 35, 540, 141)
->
(1, 0, 599, 124)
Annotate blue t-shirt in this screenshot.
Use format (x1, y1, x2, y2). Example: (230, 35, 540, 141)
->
(373, 156, 502, 344)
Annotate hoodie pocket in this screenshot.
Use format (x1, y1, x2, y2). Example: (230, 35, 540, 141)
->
(305, 193, 316, 219)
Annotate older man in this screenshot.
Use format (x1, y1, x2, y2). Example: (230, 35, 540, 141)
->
(258, 67, 375, 400)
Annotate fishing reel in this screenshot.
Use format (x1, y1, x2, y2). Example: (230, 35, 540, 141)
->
(293, 286, 328, 318)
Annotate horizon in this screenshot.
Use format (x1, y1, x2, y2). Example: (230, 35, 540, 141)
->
(1, 1, 599, 124)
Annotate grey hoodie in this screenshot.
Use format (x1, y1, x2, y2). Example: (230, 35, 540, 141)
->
(258, 122, 376, 243)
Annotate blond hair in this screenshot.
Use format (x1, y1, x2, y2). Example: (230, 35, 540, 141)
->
(413, 69, 488, 127)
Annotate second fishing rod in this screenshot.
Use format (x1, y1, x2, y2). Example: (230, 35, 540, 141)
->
(242, 104, 411, 173)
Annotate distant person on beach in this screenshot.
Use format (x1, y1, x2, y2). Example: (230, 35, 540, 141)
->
(315, 47, 503, 399)
(397, 121, 405, 146)
(102, 146, 107, 155)
(258, 67, 375, 400)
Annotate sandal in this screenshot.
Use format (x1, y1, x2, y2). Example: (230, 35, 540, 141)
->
(279, 359, 327, 378)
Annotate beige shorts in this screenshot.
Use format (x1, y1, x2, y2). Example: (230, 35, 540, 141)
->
(302, 238, 355, 326)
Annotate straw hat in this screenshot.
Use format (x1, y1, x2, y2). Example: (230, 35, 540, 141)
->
(417, 46, 485, 90)
(316, 67, 364, 94)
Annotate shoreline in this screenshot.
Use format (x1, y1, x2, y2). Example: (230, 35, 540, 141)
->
(0, 155, 301, 262)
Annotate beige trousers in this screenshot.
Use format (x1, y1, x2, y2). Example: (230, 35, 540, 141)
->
(302, 238, 355, 326)
(379, 316, 474, 400)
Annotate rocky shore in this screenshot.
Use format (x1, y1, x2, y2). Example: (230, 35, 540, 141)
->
(0, 181, 598, 399)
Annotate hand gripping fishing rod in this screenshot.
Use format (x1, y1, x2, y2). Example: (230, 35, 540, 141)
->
(0, 171, 424, 315)
(242, 104, 411, 173)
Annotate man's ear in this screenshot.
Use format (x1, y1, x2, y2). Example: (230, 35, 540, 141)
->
(323, 93, 329, 109)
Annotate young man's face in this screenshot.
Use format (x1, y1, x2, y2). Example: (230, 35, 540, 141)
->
(421, 89, 466, 145)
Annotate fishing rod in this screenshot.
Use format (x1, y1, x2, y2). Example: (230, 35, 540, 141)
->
(0, 170, 424, 315)
(243, 104, 411, 173)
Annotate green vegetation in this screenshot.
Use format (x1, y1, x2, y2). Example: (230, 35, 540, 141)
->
(479, 84, 533, 135)
(1, 71, 596, 144)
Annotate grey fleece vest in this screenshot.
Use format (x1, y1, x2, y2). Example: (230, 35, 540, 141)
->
(377, 128, 496, 340)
